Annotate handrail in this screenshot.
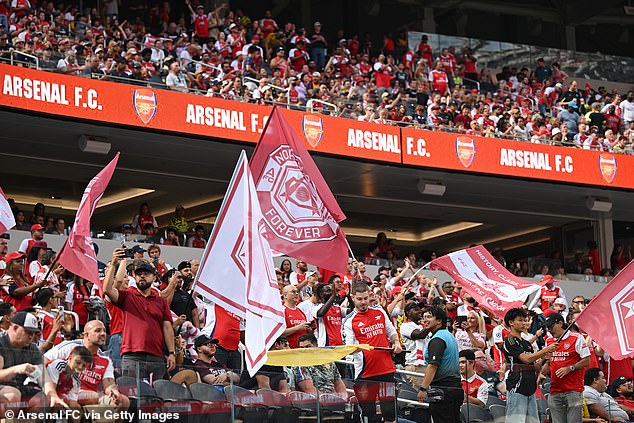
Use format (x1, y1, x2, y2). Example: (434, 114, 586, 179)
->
(307, 98, 338, 115)
(10, 50, 39, 69)
(462, 76, 480, 92)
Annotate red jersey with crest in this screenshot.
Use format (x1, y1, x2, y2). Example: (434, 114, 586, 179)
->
(205, 304, 242, 351)
(37, 310, 64, 348)
(194, 15, 209, 38)
(46, 359, 81, 400)
(462, 373, 489, 404)
(343, 305, 397, 379)
(538, 286, 564, 312)
(545, 333, 590, 393)
(312, 304, 346, 347)
(284, 305, 309, 349)
(45, 340, 115, 392)
(429, 70, 449, 94)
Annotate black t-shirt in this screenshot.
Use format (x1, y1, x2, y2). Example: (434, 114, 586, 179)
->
(503, 334, 537, 396)
(170, 289, 195, 321)
(0, 332, 43, 387)
(559, 90, 582, 105)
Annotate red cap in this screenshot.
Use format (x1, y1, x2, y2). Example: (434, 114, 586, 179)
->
(5, 251, 25, 262)
(392, 286, 402, 295)
(30, 224, 44, 231)
(542, 275, 557, 284)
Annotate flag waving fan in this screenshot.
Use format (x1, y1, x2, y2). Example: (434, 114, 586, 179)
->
(430, 245, 547, 318)
(250, 107, 348, 273)
(0, 187, 16, 235)
(194, 151, 285, 375)
(56, 153, 120, 288)
(575, 260, 634, 360)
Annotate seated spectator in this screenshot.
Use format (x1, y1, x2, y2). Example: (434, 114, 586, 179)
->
(1, 251, 46, 311)
(239, 336, 289, 392)
(186, 225, 207, 248)
(608, 377, 634, 420)
(45, 218, 66, 235)
(293, 333, 347, 397)
(459, 349, 489, 407)
(131, 203, 157, 234)
(452, 310, 486, 351)
(169, 205, 190, 234)
(0, 311, 46, 407)
(583, 368, 630, 422)
(44, 345, 94, 409)
(163, 227, 182, 246)
(166, 61, 189, 93)
(44, 320, 129, 411)
(147, 244, 171, 275)
(141, 224, 162, 245)
(193, 335, 238, 386)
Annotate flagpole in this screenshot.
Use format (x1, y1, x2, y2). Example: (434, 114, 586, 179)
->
(406, 260, 432, 282)
(344, 238, 361, 276)
(556, 320, 577, 342)
(40, 239, 67, 284)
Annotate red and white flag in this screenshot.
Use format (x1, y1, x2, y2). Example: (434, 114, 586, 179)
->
(195, 151, 285, 375)
(57, 153, 119, 287)
(431, 245, 547, 318)
(250, 107, 348, 273)
(576, 260, 634, 360)
(0, 187, 15, 235)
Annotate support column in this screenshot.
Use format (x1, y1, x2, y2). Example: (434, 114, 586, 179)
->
(596, 215, 614, 272)
(423, 7, 436, 33)
(565, 25, 576, 51)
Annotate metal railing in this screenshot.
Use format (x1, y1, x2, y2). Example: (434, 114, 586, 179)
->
(5, 50, 40, 69)
(307, 98, 338, 115)
(462, 76, 481, 92)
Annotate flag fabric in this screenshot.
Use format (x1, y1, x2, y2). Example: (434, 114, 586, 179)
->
(576, 260, 634, 360)
(250, 107, 348, 273)
(195, 151, 285, 375)
(265, 344, 373, 367)
(431, 245, 547, 319)
(57, 153, 119, 287)
(0, 187, 15, 235)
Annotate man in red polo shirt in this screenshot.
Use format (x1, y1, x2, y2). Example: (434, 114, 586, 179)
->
(102, 248, 175, 380)
(543, 313, 591, 423)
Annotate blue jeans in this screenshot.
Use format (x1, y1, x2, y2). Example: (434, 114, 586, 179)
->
(107, 333, 122, 370)
(0, 15, 8, 34)
(506, 390, 540, 423)
(548, 391, 583, 423)
(311, 48, 326, 71)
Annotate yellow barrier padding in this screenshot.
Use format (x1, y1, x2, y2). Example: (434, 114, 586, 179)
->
(264, 344, 373, 366)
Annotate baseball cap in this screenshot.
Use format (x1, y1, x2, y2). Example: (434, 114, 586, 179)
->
(30, 224, 44, 231)
(11, 311, 40, 333)
(314, 21, 321, 26)
(194, 335, 219, 348)
(542, 275, 557, 284)
(405, 301, 421, 315)
(130, 245, 145, 254)
(229, 23, 237, 30)
(32, 241, 48, 249)
(5, 251, 25, 262)
(134, 263, 155, 274)
(0, 302, 13, 316)
(608, 376, 632, 396)
(554, 298, 567, 307)
(555, 83, 563, 88)
(545, 312, 565, 328)
(177, 261, 191, 271)
(391, 286, 402, 295)
(552, 127, 561, 136)
(404, 292, 417, 301)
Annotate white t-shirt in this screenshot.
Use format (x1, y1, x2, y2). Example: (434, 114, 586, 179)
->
(399, 321, 429, 366)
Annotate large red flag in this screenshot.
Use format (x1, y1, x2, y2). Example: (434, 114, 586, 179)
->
(576, 260, 634, 360)
(431, 245, 548, 319)
(57, 153, 120, 286)
(250, 108, 348, 273)
(0, 187, 15, 235)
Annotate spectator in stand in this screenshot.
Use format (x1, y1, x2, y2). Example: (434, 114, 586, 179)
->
(344, 282, 401, 423)
(131, 203, 157, 234)
(587, 240, 601, 275)
(192, 335, 239, 386)
(309, 21, 327, 71)
(535, 58, 552, 83)
(186, 225, 207, 248)
(279, 258, 292, 284)
(281, 284, 312, 349)
(543, 312, 591, 423)
(620, 91, 634, 126)
(169, 204, 190, 234)
(1, 251, 45, 311)
(102, 248, 176, 381)
(528, 275, 566, 313)
(295, 333, 347, 397)
(429, 61, 450, 95)
(453, 310, 486, 351)
(583, 368, 629, 422)
(166, 61, 188, 92)
(311, 282, 347, 348)
(460, 349, 489, 408)
(18, 223, 44, 256)
(45, 218, 65, 235)
(65, 276, 97, 330)
(400, 302, 429, 389)
(608, 377, 634, 420)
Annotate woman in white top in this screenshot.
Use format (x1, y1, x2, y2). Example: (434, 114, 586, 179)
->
(453, 310, 487, 351)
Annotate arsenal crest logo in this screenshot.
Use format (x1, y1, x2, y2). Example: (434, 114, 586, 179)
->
(598, 154, 617, 183)
(256, 145, 337, 244)
(609, 279, 634, 356)
(455, 136, 476, 168)
(133, 89, 157, 124)
(302, 115, 324, 148)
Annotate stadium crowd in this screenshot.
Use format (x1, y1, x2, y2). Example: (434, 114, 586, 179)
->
(1, 2, 634, 153)
(0, 204, 631, 422)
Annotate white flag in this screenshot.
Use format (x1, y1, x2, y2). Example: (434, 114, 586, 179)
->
(194, 151, 285, 375)
(0, 187, 15, 235)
